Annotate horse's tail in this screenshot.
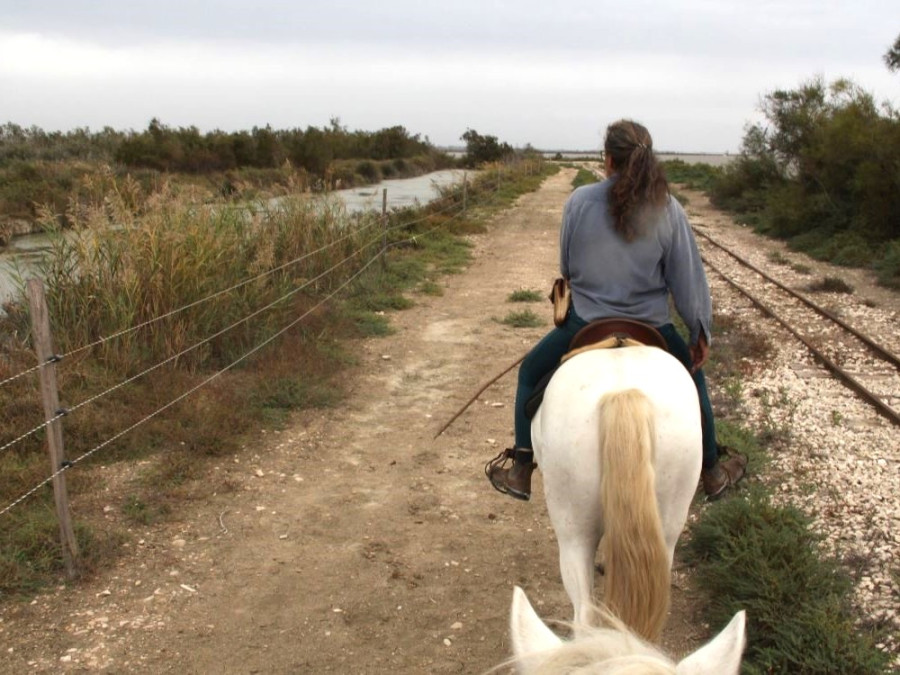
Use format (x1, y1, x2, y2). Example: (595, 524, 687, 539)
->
(598, 388, 669, 642)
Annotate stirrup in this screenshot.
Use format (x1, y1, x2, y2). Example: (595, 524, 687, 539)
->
(703, 447, 748, 500)
(484, 447, 515, 496)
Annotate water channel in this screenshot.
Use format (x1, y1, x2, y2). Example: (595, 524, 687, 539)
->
(0, 169, 471, 307)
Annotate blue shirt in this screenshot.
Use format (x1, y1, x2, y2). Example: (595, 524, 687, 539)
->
(559, 177, 711, 345)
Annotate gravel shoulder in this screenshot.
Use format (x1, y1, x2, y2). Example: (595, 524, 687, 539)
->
(684, 187, 900, 662)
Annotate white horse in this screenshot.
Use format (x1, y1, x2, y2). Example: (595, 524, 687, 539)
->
(530, 345, 703, 641)
(508, 586, 746, 674)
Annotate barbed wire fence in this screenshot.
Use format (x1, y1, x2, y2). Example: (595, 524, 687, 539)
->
(0, 161, 543, 571)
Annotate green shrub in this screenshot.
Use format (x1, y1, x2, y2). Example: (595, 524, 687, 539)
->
(686, 490, 889, 673)
(379, 161, 396, 179)
(874, 240, 900, 288)
(701, 77, 900, 291)
(709, 153, 780, 215)
(661, 159, 722, 192)
(801, 230, 874, 268)
(808, 276, 854, 294)
(355, 159, 381, 183)
(788, 227, 834, 255)
(329, 161, 359, 189)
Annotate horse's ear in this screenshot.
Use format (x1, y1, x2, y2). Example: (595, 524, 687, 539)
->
(510, 586, 563, 666)
(675, 610, 746, 675)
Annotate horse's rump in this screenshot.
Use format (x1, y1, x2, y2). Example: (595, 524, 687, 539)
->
(531, 346, 702, 641)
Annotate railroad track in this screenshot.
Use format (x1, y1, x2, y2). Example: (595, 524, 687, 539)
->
(694, 228, 900, 427)
(690, 219, 900, 661)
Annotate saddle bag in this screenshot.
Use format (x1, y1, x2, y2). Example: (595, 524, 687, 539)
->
(549, 277, 571, 327)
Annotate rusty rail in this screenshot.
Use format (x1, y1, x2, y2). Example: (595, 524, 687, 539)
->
(696, 231, 900, 427)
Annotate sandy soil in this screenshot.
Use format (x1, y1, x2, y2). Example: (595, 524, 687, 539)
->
(0, 169, 716, 673)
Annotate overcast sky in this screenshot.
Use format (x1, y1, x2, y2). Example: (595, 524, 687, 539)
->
(1, 1, 897, 152)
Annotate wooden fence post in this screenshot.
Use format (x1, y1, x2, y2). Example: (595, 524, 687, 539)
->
(381, 188, 388, 270)
(462, 172, 467, 213)
(27, 278, 79, 577)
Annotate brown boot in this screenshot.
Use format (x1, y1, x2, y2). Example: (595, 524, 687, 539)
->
(702, 451, 748, 500)
(486, 448, 536, 501)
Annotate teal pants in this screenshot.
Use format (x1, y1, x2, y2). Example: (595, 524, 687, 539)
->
(514, 311, 718, 469)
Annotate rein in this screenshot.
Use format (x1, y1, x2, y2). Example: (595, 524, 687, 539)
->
(433, 352, 527, 439)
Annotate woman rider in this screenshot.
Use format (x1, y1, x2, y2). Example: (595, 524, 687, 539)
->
(487, 119, 747, 502)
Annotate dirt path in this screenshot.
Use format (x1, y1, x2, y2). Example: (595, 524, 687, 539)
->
(1, 169, 706, 673)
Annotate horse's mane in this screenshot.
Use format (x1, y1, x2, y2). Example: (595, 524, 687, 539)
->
(498, 605, 678, 675)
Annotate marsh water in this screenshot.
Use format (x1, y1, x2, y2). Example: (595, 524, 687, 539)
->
(333, 168, 469, 213)
(0, 169, 472, 307)
(0, 231, 49, 309)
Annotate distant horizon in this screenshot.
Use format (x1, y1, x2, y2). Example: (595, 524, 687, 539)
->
(438, 145, 732, 156)
(0, 119, 735, 157)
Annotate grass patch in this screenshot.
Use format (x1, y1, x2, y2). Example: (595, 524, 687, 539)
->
(349, 289, 414, 313)
(791, 262, 812, 275)
(766, 250, 789, 265)
(252, 374, 343, 412)
(0, 505, 78, 595)
(686, 488, 889, 673)
(572, 168, 599, 189)
(418, 280, 443, 296)
(121, 494, 170, 526)
(507, 288, 543, 302)
(497, 309, 544, 328)
(347, 309, 395, 337)
(0, 505, 124, 596)
(808, 276, 854, 294)
(415, 230, 473, 274)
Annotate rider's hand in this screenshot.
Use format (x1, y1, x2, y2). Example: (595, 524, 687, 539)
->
(689, 334, 709, 374)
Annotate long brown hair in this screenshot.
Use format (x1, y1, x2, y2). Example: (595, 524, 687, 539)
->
(604, 120, 669, 241)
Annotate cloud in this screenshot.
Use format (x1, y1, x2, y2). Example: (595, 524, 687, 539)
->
(1, 1, 898, 152)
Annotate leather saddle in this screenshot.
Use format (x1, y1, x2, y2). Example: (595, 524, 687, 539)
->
(568, 318, 667, 353)
(524, 318, 668, 419)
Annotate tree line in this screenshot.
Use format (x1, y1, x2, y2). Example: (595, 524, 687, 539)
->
(0, 120, 526, 231)
(0, 118, 444, 176)
(689, 34, 900, 288)
(0, 119, 454, 227)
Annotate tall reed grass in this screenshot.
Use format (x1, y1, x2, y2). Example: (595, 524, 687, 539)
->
(0, 157, 556, 594)
(31, 185, 376, 370)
